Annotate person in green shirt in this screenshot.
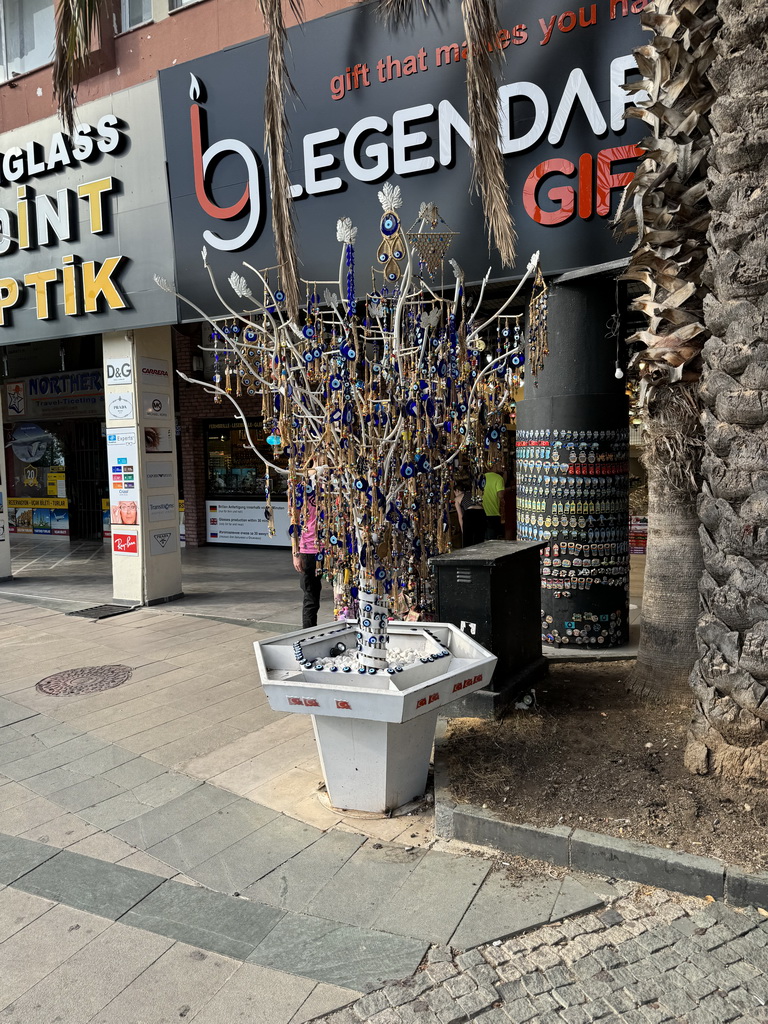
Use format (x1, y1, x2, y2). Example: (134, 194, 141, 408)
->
(482, 470, 505, 540)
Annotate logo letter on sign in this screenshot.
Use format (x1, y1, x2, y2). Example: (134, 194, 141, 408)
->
(189, 74, 264, 252)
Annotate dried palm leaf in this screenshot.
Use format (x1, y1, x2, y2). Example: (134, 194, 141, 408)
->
(53, 0, 107, 133)
(461, 0, 516, 267)
(257, 0, 302, 319)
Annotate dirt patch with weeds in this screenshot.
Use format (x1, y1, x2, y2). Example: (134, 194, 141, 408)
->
(442, 659, 768, 875)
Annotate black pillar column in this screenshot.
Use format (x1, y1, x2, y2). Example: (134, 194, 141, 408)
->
(516, 277, 629, 649)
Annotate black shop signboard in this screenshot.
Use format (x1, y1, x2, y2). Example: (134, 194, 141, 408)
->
(158, 0, 648, 317)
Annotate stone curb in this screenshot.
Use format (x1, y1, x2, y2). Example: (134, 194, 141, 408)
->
(433, 737, 768, 911)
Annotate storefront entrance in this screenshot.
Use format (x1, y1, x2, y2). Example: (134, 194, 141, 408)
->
(55, 420, 109, 542)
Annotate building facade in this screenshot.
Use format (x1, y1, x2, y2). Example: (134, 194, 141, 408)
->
(0, 0, 647, 624)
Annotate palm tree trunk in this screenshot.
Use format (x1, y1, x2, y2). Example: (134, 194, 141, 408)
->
(685, 0, 768, 781)
(629, 386, 704, 698)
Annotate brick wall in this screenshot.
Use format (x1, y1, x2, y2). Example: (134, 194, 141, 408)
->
(174, 326, 263, 548)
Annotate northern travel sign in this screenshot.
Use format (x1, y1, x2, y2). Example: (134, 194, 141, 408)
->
(159, 0, 648, 317)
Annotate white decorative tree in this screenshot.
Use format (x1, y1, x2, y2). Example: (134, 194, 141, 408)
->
(161, 186, 539, 671)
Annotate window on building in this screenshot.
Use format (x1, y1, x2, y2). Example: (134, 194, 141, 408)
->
(1, 0, 55, 81)
(169, 0, 196, 9)
(121, 0, 152, 31)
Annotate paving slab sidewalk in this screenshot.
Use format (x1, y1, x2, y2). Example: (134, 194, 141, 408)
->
(0, 595, 606, 1000)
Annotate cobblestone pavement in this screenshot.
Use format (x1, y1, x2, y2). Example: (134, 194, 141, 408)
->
(322, 879, 768, 1024)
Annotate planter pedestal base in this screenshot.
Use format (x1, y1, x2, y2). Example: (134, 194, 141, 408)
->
(313, 709, 439, 815)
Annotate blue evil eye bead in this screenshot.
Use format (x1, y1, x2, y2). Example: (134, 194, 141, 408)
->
(372, 362, 382, 374)
(358, 667, 367, 674)
(502, 327, 510, 337)
(303, 350, 314, 363)
(392, 247, 404, 260)
(212, 373, 221, 384)
(342, 404, 353, 425)
(266, 433, 281, 446)
(329, 375, 342, 391)
(362, 618, 371, 628)
(330, 408, 342, 423)
(329, 534, 339, 545)
(511, 353, 521, 366)
(303, 325, 315, 339)
(488, 427, 500, 441)
(381, 212, 399, 236)
(231, 324, 240, 335)
(397, 517, 409, 532)
(458, 402, 468, 414)
(274, 290, 286, 302)
(378, 252, 388, 264)
(386, 270, 398, 282)
(222, 325, 230, 335)
(343, 666, 352, 672)
(416, 455, 431, 474)
(400, 462, 415, 478)
(368, 667, 376, 674)
(374, 566, 386, 580)
(407, 401, 418, 417)
(314, 663, 324, 671)
(330, 665, 338, 672)
(313, 347, 322, 359)
(354, 478, 366, 491)
(341, 343, 356, 360)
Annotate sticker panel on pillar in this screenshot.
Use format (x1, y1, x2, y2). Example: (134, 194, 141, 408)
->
(143, 392, 171, 420)
(107, 391, 134, 421)
(147, 494, 176, 523)
(145, 427, 174, 454)
(106, 359, 133, 387)
(149, 528, 178, 556)
(145, 460, 174, 489)
(106, 428, 140, 501)
(139, 357, 171, 390)
(113, 530, 139, 556)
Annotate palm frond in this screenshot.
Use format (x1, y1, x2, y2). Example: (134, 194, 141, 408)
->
(376, 0, 427, 26)
(461, 0, 516, 267)
(53, 0, 107, 133)
(258, 0, 301, 319)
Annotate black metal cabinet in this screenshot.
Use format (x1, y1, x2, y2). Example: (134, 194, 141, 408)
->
(431, 540, 546, 717)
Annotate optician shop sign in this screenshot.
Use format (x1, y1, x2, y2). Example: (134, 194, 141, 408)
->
(0, 81, 178, 345)
(159, 0, 648, 316)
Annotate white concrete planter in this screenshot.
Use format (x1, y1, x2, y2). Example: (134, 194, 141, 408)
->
(254, 621, 497, 813)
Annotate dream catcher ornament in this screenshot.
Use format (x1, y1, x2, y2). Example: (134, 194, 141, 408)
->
(406, 202, 458, 278)
(376, 184, 406, 283)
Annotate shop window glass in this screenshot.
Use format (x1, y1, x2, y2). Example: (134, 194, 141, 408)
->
(121, 0, 152, 31)
(2, 0, 55, 80)
(206, 420, 288, 500)
(169, 0, 195, 8)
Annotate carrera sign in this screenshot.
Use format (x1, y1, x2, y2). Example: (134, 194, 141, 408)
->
(159, 0, 647, 313)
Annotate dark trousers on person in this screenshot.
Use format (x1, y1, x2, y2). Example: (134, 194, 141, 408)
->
(484, 515, 502, 540)
(463, 508, 486, 548)
(299, 554, 322, 627)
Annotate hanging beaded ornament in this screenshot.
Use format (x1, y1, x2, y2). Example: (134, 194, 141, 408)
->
(406, 202, 458, 278)
(527, 265, 549, 380)
(376, 183, 406, 283)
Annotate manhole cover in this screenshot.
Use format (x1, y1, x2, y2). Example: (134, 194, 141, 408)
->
(66, 605, 137, 620)
(36, 665, 134, 696)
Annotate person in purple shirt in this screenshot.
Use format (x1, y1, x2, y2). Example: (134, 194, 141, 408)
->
(292, 473, 322, 627)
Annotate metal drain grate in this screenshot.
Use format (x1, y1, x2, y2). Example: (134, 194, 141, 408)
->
(36, 665, 134, 696)
(66, 604, 137, 620)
